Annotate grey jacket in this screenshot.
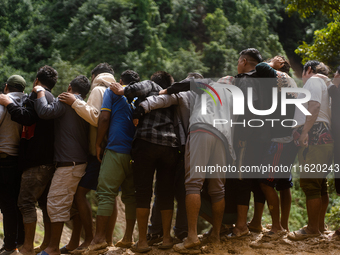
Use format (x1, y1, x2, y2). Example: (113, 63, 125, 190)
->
(0, 92, 26, 156)
(35, 94, 89, 163)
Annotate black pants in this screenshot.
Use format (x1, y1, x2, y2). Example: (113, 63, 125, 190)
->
(0, 155, 25, 249)
(132, 139, 179, 210)
(234, 141, 267, 206)
(148, 154, 188, 237)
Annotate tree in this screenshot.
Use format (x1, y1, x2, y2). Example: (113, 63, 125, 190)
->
(284, 0, 340, 19)
(284, 0, 340, 67)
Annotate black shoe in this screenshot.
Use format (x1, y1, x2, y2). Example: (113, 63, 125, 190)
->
(147, 233, 163, 246)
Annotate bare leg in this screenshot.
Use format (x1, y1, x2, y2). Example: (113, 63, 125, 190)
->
(121, 219, 136, 243)
(184, 194, 200, 245)
(105, 200, 117, 245)
(306, 198, 322, 234)
(210, 198, 225, 242)
(91, 216, 110, 244)
(248, 202, 264, 230)
(74, 186, 93, 247)
(40, 210, 51, 250)
(66, 214, 81, 250)
(160, 210, 173, 246)
(135, 208, 150, 249)
(44, 222, 64, 255)
(233, 205, 248, 235)
(261, 184, 282, 233)
(279, 189, 291, 231)
(19, 222, 36, 255)
(319, 193, 329, 232)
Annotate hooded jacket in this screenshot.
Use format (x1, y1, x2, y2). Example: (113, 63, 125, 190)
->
(0, 92, 26, 156)
(70, 72, 116, 156)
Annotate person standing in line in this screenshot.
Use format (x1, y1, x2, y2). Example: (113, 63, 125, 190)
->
(0, 66, 58, 255)
(34, 75, 91, 255)
(0, 75, 26, 255)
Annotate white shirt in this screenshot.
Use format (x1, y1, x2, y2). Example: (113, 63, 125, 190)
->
(294, 76, 331, 127)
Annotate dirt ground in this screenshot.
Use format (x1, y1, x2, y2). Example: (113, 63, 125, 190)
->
(2, 197, 340, 255)
(105, 230, 340, 255)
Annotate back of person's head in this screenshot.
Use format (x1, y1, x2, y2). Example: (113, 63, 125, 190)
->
(120, 70, 140, 85)
(36, 65, 58, 90)
(315, 63, 330, 76)
(186, 72, 204, 79)
(239, 48, 263, 64)
(6, 75, 26, 92)
(303, 60, 320, 74)
(151, 71, 174, 89)
(91, 63, 114, 79)
(267, 55, 291, 74)
(70, 75, 91, 98)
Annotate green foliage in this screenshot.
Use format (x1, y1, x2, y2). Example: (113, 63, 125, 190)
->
(203, 8, 230, 44)
(284, 0, 340, 19)
(296, 18, 340, 66)
(285, 0, 340, 69)
(48, 50, 90, 97)
(165, 45, 209, 81)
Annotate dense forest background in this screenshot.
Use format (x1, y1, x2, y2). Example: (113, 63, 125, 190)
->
(0, 0, 335, 96)
(1, 0, 340, 233)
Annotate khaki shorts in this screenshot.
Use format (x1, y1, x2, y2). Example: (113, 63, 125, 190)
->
(47, 163, 86, 222)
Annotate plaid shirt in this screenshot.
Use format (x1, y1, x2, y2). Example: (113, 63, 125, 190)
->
(124, 80, 178, 147)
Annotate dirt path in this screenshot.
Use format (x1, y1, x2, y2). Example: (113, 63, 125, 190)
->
(105, 231, 340, 255)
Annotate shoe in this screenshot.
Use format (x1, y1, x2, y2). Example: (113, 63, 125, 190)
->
(0, 248, 19, 255)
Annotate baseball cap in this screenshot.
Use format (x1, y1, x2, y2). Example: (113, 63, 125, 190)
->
(7, 75, 26, 91)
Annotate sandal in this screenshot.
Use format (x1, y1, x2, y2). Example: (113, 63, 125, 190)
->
(173, 242, 201, 254)
(288, 227, 320, 241)
(60, 245, 73, 254)
(130, 241, 152, 253)
(226, 229, 250, 239)
(115, 239, 134, 248)
(247, 222, 263, 233)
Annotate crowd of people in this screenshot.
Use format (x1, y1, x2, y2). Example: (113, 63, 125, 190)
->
(0, 47, 340, 255)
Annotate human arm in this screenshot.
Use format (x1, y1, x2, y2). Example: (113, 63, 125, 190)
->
(34, 87, 66, 119)
(96, 111, 110, 162)
(139, 94, 178, 113)
(255, 62, 277, 77)
(0, 93, 38, 126)
(59, 88, 103, 127)
(110, 80, 155, 100)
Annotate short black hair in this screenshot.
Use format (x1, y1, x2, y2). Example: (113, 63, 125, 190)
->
(70, 75, 91, 98)
(187, 72, 204, 79)
(91, 63, 114, 79)
(36, 65, 58, 90)
(150, 71, 174, 89)
(239, 48, 263, 63)
(302, 60, 320, 74)
(7, 86, 21, 93)
(120, 70, 140, 85)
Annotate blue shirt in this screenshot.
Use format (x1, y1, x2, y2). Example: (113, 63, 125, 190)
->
(101, 88, 135, 154)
